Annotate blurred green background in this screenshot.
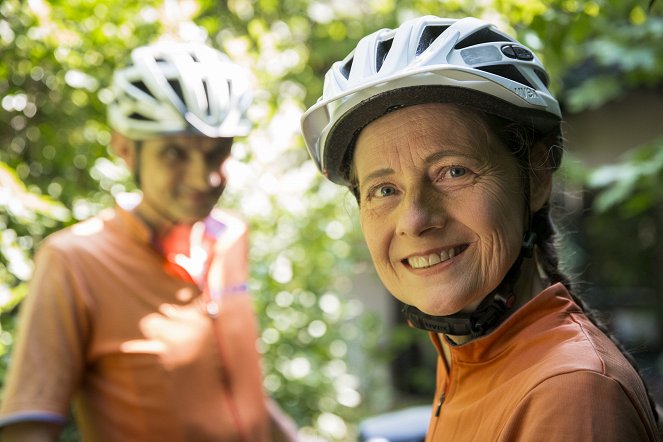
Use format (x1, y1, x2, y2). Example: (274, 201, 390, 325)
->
(2, 0, 663, 440)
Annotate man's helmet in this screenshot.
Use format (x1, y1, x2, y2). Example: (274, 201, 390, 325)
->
(108, 41, 252, 140)
(301, 16, 562, 186)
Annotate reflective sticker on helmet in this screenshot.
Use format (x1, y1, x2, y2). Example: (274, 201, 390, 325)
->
(513, 85, 540, 103)
(460, 46, 502, 65)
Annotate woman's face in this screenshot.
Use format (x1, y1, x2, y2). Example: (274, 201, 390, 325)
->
(353, 103, 529, 316)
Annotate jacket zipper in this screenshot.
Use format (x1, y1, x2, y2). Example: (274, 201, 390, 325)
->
(435, 390, 446, 417)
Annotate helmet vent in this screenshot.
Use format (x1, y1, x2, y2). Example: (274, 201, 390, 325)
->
(129, 112, 153, 122)
(534, 68, 549, 87)
(132, 80, 153, 98)
(376, 38, 394, 72)
(202, 79, 212, 115)
(168, 79, 185, 104)
(340, 57, 354, 79)
(476, 64, 534, 88)
(454, 28, 511, 50)
(416, 25, 450, 55)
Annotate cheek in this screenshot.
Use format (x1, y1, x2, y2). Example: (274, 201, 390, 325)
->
(142, 167, 178, 195)
(469, 185, 525, 259)
(360, 211, 390, 264)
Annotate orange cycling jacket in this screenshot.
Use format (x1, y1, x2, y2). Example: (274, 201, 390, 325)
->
(0, 203, 270, 442)
(426, 283, 661, 441)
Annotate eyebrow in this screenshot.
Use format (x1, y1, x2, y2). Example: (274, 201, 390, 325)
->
(359, 149, 472, 184)
(362, 167, 394, 183)
(158, 140, 231, 153)
(157, 142, 186, 153)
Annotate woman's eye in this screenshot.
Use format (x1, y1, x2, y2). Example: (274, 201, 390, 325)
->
(379, 186, 396, 197)
(448, 166, 468, 178)
(433, 165, 474, 189)
(368, 184, 397, 200)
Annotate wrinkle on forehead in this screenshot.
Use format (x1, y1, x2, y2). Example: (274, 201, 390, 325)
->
(353, 103, 497, 183)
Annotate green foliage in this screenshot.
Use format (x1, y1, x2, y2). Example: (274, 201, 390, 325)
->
(579, 138, 663, 289)
(0, 160, 69, 383)
(588, 139, 663, 216)
(0, 1, 392, 439)
(0, 0, 159, 215)
(563, 13, 663, 112)
(2, 0, 663, 440)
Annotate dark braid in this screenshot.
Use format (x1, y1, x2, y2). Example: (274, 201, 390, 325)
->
(531, 205, 571, 288)
(532, 203, 661, 426)
(498, 113, 661, 425)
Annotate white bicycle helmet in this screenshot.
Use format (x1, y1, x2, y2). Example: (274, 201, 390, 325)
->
(301, 15, 562, 186)
(108, 41, 252, 140)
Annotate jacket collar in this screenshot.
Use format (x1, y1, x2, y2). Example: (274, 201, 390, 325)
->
(431, 283, 580, 363)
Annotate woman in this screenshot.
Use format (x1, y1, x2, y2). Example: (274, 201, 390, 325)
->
(301, 15, 662, 441)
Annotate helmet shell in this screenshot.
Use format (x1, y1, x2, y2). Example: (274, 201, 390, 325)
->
(108, 41, 252, 140)
(301, 16, 562, 186)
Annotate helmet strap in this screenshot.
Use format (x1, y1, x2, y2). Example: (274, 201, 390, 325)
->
(402, 231, 537, 338)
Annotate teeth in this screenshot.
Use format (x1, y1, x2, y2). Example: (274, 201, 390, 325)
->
(440, 249, 449, 261)
(412, 256, 427, 268)
(408, 247, 460, 269)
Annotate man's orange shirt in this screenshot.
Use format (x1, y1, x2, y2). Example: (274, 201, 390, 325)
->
(0, 204, 270, 441)
(426, 283, 661, 441)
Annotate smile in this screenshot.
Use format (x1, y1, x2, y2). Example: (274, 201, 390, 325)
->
(405, 245, 468, 269)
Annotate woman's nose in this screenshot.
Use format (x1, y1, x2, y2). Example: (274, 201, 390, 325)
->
(396, 189, 446, 237)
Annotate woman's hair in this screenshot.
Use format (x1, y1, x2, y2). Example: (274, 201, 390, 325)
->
(345, 103, 660, 424)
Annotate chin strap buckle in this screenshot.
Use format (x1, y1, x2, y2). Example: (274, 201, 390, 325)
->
(403, 291, 516, 337)
(470, 292, 515, 336)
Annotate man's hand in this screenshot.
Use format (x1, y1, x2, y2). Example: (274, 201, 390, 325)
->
(1, 421, 60, 442)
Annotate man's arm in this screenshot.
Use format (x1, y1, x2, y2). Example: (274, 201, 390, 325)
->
(1, 421, 60, 442)
(0, 244, 88, 440)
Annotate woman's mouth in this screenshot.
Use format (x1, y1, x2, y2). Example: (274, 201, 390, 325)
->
(404, 245, 468, 269)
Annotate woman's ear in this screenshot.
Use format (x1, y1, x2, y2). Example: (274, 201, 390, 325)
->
(528, 141, 554, 212)
(110, 132, 136, 169)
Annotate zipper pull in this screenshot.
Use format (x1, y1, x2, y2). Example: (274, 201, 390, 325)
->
(435, 391, 445, 417)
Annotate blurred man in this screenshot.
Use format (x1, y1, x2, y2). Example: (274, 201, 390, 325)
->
(0, 40, 297, 442)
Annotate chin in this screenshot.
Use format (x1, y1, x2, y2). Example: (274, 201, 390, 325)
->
(182, 205, 215, 220)
(403, 289, 475, 317)
(418, 303, 464, 317)
(173, 212, 208, 225)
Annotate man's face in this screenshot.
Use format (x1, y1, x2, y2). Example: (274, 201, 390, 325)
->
(136, 134, 233, 225)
